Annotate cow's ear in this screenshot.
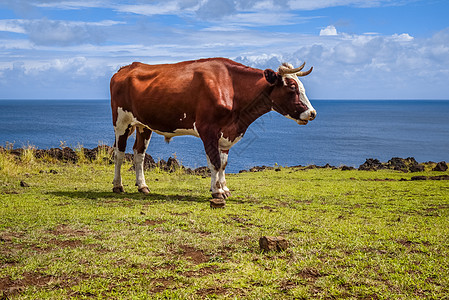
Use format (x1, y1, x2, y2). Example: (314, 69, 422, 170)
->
(264, 69, 278, 85)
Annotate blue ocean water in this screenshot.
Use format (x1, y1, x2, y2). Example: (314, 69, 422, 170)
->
(1, 99, 448, 173)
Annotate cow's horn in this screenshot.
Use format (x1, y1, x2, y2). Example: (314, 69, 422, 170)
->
(278, 62, 306, 75)
(296, 66, 313, 77)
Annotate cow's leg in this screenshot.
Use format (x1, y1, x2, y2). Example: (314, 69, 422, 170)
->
(113, 126, 131, 193)
(204, 138, 231, 199)
(218, 150, 231, 198)
(133, 127, 152, 195)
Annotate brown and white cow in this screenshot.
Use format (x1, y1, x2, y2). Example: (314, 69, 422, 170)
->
(110, 58, 315, 199)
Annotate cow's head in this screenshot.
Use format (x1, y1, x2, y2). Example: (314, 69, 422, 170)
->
(264, 62, 316, 125)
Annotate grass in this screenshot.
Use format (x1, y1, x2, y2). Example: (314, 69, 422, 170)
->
(1, 149, 448, 299)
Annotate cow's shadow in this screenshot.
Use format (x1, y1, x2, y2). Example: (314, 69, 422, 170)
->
(49, 190, 208, 204)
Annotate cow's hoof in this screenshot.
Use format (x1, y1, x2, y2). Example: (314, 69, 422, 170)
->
(113, 186, 125, 194)
(223, 190, 231, 198)
(138, 187, 151, 195)
(210, 198, 226, 208)
(211, 192, 225, 199)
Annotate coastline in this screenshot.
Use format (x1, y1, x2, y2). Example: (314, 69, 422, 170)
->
(2, 145, 447, 176)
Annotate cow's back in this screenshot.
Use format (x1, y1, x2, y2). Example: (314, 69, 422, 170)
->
(110, 58, 238, 129)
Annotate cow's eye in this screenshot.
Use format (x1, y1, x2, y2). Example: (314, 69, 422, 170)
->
(290, 85, 296, 91)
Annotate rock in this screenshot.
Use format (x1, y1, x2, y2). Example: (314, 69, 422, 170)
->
(259, 236, 288, 252)
(20, 180, 29, 187)
(194, 166, 211, 176)
(323, 163, 336, 169)
(249, 166, 274, 172)
(433, 161, 448, 172)
(341, 165, 355, 171)
(304, 165, 317, 170)
(409, 164, 425, 172)
(166, 157, 180, 172)
(387, 157, 408, 172)
(359, 158, 383, 171)
(210, 198, 225, 209)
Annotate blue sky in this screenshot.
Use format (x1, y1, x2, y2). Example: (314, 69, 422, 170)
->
(0, 0, 448, 99)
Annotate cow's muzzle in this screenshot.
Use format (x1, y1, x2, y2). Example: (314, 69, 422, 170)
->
(299, 109, 317, 124)
(309, 110, 317, 120)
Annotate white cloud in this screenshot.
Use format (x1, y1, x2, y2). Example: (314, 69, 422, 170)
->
(116, 2, 186, 16)
(0, 19, 27, 34)
(391, 33, 414, 42)
(288, 0, 406, 10)
(0, 18, 124, 46)
(236, 28, 449, 99)
(0, 0, 448, 99)
(34, 1, 107, 10)
(320, 25, 338, 36)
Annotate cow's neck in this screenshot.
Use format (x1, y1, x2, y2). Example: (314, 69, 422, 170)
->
(235, 85, 273, 130)
(232, 69, 274, 130)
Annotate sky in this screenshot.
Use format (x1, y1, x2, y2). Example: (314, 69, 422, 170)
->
(0, 0, 448, 100)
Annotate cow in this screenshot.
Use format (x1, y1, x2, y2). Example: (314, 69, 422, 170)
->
(110, 58, 316, 199)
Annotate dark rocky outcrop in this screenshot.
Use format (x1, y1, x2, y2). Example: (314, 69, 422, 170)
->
(359, 157, 428, 173)
(358, 158, 384, 171)
(2, 146, 447, 176)
(433, 161, 448, 172)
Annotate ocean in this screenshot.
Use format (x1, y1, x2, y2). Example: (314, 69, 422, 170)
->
(1, 100, 448, 173)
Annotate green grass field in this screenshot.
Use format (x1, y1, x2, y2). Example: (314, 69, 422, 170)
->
(1, 149, 448, 299)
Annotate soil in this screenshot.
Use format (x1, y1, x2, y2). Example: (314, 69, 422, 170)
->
(179, 245, 209, 264)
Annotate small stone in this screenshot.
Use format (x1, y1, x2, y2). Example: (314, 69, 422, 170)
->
(259, 236, 289, 252)
(20, 181, 29, 187)
(210, 198, 225, 209)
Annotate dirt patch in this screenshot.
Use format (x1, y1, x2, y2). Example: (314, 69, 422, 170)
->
(196, 286, 228, 297)
(0, 232, 27, 266)
(0, 271, 59, 298)
(150, 277, 174, 293)
(179, 245, 209, 264)
(49, 224, 89, 237)
(280, 279, 297, 292)
(297, 267, 326, 282)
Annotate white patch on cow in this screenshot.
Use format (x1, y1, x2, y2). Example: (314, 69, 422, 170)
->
(134, 151, 148, 189)
(133, 136, 150, 189)
(115, 107, 144, 136)
(179, 113, 187, 122)
(219, 133, 243, 150)
(218, 151, 229, 192)
(116, 107, 200, 142)
(206, 151, 230, 197)
(113, 150, 125, 189)
(206, 155, 224, 195)
(152, 122, 200, 141)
